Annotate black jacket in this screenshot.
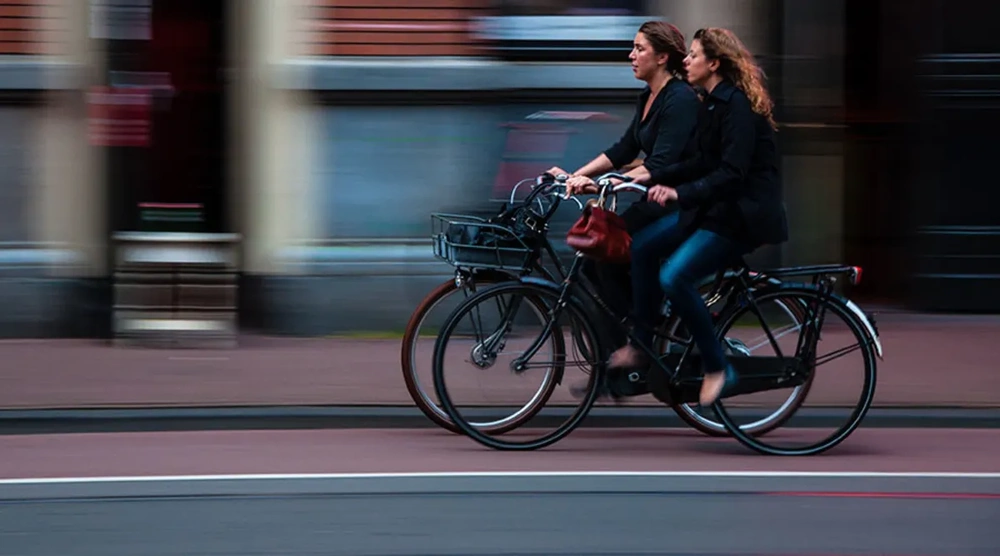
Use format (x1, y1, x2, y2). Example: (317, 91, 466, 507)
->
(603, 78, 701, 184)
(657, 80, 789, 247)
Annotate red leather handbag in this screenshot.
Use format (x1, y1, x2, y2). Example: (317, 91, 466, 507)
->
(565, 202, 632, 263)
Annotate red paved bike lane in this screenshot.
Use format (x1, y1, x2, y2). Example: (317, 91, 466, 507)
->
(0, 311, 997, 410)
(0, 427, 997, 479)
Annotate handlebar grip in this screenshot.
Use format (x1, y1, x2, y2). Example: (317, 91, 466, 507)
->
(595, 172, 634, 186)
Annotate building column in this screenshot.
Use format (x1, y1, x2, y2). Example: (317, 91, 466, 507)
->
(232, 0, 318, 276)
(36, 0, 106, 277)
(652, 0, 768, 53)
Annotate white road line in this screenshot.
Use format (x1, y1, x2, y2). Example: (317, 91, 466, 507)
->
(1, 470, 999, 485)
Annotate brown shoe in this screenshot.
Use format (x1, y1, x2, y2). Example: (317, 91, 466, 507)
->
(699, 365, 739, 407)
(608, 345, 646, 370)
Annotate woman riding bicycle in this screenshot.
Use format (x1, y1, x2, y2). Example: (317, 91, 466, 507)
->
(547, 21, 700, 343)
(607, 27, 790, 407)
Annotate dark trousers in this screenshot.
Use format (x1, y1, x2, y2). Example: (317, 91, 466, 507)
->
(630, 212, 750, 373)
(581, 200, 674, 349)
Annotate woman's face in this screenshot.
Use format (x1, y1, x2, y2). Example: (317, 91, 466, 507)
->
(629, 32, 664, 81)
(684, 39, 716, 87)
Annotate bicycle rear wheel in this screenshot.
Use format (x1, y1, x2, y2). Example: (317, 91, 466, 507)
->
(708, 285, 878, 456)
(433, 281, 605, 450)
(661, 292, 812, 437)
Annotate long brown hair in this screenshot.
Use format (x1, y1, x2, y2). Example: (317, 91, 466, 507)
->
(694, 27, 777, 130)
(638, 21, 687, 80)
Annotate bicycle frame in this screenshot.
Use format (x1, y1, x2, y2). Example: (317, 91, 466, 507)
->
(494, 176, 850, 405)
(457, 173, 881, 397)
(501, 253, 817, 406)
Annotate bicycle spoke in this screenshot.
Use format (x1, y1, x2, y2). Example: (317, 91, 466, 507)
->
(812, 340, 872, 367)
(743, 322, 801, 352)
(744, 294, 787, 359)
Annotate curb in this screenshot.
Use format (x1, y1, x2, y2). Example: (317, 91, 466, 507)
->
(0, 405, 998, 435)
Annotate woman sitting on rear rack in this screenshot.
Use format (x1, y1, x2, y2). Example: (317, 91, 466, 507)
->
(608, 27, 789, 407)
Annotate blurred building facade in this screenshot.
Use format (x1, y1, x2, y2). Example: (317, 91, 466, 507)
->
(0, 0, 997, 340)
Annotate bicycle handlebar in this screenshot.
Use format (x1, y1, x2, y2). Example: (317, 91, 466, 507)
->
(505, 172, 651, 221)
(592, 172, 649, 194)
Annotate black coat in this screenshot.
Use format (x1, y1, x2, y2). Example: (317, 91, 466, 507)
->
(603, 78, 701, 187)
(657, 80, 789, 247)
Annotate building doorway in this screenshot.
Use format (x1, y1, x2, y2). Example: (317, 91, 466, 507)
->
(105, 0, 230, 234)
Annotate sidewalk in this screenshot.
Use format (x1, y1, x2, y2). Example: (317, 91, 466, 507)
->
(1, 311, 997, 410)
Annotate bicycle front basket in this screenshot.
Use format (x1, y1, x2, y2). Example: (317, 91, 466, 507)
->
(431, 212, 536, 271)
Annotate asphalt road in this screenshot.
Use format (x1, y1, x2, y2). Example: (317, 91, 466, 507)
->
(0, 428, 997, 555)
(1, 474, 997, 556)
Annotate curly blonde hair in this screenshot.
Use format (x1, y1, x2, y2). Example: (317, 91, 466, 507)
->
(694, 27, 777, 130)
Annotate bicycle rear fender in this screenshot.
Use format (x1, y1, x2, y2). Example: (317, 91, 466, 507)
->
(844, 298, 883, 359)
(731, 276, 882, 360)
(772, 283, 883, 360)
(785, 282, 883, 360)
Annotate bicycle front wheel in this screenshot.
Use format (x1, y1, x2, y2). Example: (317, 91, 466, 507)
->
(433, 281, 605, 450)
(402, 273, 551, 435)
(708, 285, 879, 456)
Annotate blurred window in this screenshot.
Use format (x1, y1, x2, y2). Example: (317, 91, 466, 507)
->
(0, 108, 30, 241)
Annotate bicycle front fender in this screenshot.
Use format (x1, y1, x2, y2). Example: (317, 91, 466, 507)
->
(519, 276, 564, 291)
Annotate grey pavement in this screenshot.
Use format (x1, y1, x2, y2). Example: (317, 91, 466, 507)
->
(0, 474, 997, 555)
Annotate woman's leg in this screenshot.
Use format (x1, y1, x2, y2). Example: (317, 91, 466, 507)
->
(630, 212, 691, 347)
(658, 228, 744, 405)
(607, 211, 690, 368)
(590, 201, 677, 346)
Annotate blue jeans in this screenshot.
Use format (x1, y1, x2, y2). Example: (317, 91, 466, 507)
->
(629, 212, 748, 374)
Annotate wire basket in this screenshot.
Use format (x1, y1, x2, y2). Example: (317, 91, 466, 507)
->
(431, 212, 538, 272)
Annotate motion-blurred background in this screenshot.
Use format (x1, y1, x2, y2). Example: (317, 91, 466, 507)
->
(1, 0, 997, 342)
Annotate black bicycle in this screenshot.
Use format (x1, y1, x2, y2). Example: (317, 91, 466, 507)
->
(408, 174, 818, 437)
(431, 173, 883, 456)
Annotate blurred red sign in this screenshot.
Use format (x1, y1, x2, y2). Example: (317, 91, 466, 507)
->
(87, 86, 152, 147)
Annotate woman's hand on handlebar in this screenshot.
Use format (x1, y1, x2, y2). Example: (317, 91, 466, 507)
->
(565, 175, 598, 196)
(648, 185, 678, 206)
